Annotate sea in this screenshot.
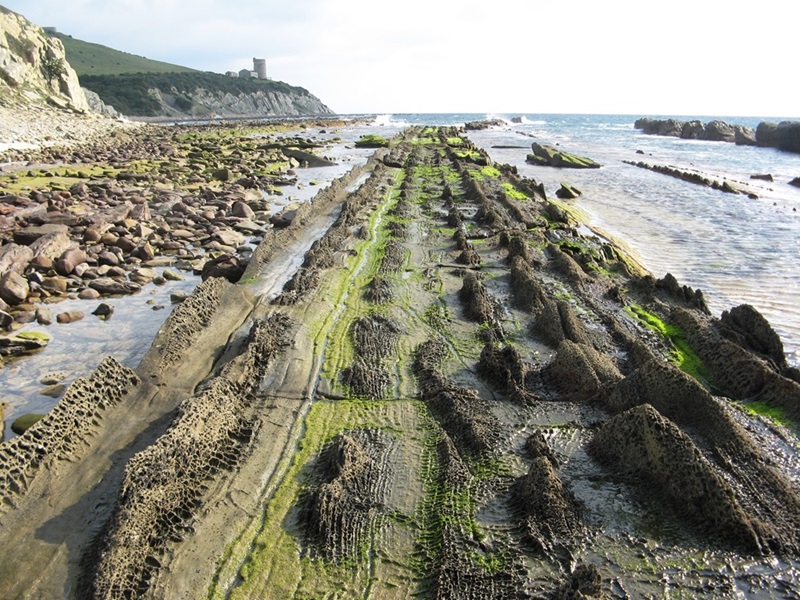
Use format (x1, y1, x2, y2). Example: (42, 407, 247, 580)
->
(356, 113, 800, 367)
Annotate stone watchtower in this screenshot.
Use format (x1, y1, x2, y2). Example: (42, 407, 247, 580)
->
(253, 58, 267, 80)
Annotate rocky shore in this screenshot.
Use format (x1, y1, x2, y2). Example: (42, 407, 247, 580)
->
(0, 105, 138, 153)
(0, 111, 359, 369)
(1, 120, 799, 598)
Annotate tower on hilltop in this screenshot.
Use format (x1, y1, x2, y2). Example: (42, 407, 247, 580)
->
(253, 58, 267, 80)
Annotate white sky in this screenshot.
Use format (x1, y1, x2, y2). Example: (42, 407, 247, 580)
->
(4, 0, 798, 117)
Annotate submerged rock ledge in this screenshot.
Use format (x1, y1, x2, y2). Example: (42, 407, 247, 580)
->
(0, 124, 798, 598)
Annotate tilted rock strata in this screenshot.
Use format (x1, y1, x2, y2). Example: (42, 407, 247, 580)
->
(670, 306, 800, 420)
(590, 403, 761, 550)
(0, 356, 139, 513)
(146, 85, 333, 119)
(302, 429, 396, 561)
(89, 314, 294, 598)
(527, 142, 601, 168)
(624, 160, 755, 196)
(414, 338, 503, 459)
(512, 452, 584, 555)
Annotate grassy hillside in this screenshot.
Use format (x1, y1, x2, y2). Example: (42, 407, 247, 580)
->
(52, 32, 196, 76)
(48, 32, 329, 117)
(80, 71, 317, 116)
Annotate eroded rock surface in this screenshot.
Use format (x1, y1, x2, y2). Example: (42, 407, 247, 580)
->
(0, 124, 798, 600)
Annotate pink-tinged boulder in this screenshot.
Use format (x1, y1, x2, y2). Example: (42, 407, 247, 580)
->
(56, 310, 85, 324)
(0, 271, 30, 305)
(29, 231, 72, 261)
(41, 277, 68, 294)
(55, 247, 88, 276)
(100, 232, 119, 246)
(78, 288, 101, 300)
(115, 236, 137, 253)
(0, 243, 34, 275)
(84, 227, 102, 243)
(29, 255, 53, 271)
(13, 224, 68, 246)
(97, 251, 120, 267)
(232, 201, 256, 219)
(212, 229, 245, 248)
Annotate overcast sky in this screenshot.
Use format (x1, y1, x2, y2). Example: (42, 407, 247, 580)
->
(5, 0, 798, 117)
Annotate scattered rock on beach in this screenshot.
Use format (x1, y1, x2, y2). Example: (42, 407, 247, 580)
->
(56, 310, 85, 324)
(92, 303, 114, 320)
(0, 271, 30, 306)
(89, 278, 141, 296)
(34, 307, 52, 325)
(10, 413, 45, 435)
(40, 383, 66, 398)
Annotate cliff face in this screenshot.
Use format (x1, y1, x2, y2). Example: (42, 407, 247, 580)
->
(0, 6, 88, 111)
(151, 85, 333, 118)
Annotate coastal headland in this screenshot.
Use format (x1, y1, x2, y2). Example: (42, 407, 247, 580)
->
(1, 115, 800, 599)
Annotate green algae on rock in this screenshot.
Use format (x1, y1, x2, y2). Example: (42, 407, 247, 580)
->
(10, 413, 45, 435)
(355, 134, 390, 148)
(526, 142, 601, 168)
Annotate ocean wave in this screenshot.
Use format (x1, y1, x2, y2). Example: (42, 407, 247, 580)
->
(485, 113, 547, 126)
(517, 117, 547, 125)
(371, 114, 410, 128)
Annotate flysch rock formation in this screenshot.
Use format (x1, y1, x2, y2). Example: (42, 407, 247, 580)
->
(147, 85, 333, 119)
(0, 126, 799, 599)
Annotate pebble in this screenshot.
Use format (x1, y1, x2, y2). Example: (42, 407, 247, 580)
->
(92, 303, 114, 319)
(162, 269, 185, 281)
(78, 288, 101, 300)
(35, 307, 53, 325)
(56, 310, 85, 324)
(39, 371, 68, 385)
(40, 383, 67, 398)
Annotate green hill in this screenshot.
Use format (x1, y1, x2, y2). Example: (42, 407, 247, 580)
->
(52, 32, 196, 76)
(45, 31, 332, 117)
(79, 71, 321, 117)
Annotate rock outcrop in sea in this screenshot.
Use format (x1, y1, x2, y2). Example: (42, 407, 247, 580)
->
(526, 142, 601, 168)
(635, 117, 800, 153)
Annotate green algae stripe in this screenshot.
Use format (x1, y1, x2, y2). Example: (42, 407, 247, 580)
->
(224, 400, 425, 599)
(624, 304, 714, 387)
